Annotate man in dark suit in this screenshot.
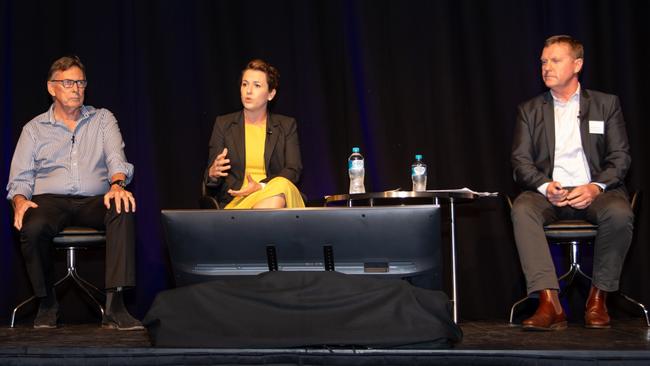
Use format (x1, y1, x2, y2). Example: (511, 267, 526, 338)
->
(511, 35, 633, 330)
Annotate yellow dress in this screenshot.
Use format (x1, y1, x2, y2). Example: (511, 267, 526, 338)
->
(225, 122, 305, 209)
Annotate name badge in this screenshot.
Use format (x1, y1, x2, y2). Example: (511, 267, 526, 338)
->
(589, 120, 604, 134)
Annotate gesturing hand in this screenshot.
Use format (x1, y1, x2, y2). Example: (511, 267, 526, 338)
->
(209, 148, 231, 179)
(228, 174, 262, 197)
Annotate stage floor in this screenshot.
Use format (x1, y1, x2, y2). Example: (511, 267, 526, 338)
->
(2, 319, 649, 349)
(1, 320, 649, 365)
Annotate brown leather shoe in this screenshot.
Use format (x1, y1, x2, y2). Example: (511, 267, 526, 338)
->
(585, 286, 610, 329)
(522, 289, 567, 331)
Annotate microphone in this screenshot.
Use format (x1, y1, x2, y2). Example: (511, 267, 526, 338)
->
(71, 135, 75, 144)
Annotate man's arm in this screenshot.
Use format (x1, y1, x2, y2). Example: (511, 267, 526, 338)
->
(7, 126, 37, 202)
(100, 110, 135, 213)
(589, 95, 631, 188)
(7, 126, 40, 230)
(511, 104, 551, 191)
(101, 110, 134, 184)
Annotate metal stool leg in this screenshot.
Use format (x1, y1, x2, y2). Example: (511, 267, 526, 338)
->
(619, 293, 650, 327)
(509, 295, 531, 325)
(10, 296, 36, 328)
(64, 247, 105, 297)
(557, 242, 592, 295)
(10, 266, 71, 328)
(65, 248, 105, 316)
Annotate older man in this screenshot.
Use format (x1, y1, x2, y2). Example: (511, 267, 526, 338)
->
(7, 55, 142, 330)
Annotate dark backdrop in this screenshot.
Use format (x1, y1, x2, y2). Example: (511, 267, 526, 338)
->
(1, 0, 648, 322)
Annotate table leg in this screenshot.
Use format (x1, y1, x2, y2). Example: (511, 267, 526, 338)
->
(450, 197, 458, 323)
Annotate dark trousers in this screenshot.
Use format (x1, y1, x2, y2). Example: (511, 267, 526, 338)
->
(511, 188, 633, 295)
(19, 194, 136, 297)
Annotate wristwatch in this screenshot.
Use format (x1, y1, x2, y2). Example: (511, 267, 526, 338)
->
(110, 179, 127, 189)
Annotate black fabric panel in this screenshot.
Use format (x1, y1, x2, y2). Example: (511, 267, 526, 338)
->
(143, 271, 462, 348)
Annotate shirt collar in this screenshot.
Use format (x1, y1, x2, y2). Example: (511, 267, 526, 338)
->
(550, 84, 581, 105)
(42, 104, 92, 125)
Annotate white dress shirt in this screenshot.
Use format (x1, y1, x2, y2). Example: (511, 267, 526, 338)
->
(7, 104, 134, 200)
(537, 85, 600, 195)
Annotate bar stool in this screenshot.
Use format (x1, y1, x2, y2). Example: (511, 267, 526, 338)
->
(10, 227, 106, 328)
(508, 192, 649, 327)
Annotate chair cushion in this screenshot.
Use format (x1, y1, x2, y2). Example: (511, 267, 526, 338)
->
(53, 227, 106, 247)
(544, 220, 598, 240)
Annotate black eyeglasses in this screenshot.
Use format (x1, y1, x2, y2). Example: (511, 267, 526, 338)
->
(49, 79, 88, 88)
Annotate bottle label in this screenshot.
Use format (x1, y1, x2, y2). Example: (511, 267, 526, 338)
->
(412, 166, 426, 176)
(349, 160, 364, 170)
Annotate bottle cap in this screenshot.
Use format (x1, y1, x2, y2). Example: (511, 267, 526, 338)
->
(415, 154, 422, 160)
(352, 147, 360, 153)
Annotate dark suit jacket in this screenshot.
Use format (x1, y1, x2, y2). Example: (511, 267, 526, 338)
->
(205, 111, 303, 207)
(511, 89, 631, 192)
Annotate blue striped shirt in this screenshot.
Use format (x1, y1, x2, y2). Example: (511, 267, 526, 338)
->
(6, 104, 134, 200)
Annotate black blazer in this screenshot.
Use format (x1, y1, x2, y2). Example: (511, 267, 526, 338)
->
(205, 111, 303, 207)
(511, 89, 631, 191)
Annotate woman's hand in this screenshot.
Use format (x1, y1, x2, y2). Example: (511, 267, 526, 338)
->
(228, 174, 263, 197)
(209, 148, 231, 179)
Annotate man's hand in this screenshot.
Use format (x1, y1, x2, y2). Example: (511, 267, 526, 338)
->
(208, 148, 231, 179)
(228, 174, 262, 197)
(565, 184, 601, 209)
(13, 195, 38, 230)
(104, 185, 136, 213)
(546, 181, 569, 207)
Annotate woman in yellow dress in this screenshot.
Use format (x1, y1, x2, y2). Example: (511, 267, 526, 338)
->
(205, 59, 305, 209)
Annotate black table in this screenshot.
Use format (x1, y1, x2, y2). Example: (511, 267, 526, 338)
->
(324, 190, 485, 323)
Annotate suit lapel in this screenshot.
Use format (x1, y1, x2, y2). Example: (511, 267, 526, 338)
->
(579, 89, 592, 164)
(543, 92, 556, 170)
(264, 113, 279, 168)
(231, 111, 246, 168)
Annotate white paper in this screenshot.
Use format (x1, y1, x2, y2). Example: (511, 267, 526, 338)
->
(426, 187, 499, 197)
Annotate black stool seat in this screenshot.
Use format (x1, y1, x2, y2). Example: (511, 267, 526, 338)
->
(53, 227, 105, 246)
(544, 220, 598, 239)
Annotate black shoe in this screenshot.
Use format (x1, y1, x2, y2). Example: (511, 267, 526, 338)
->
(33, 304, 58, 329)
(102, 310, 144, 331)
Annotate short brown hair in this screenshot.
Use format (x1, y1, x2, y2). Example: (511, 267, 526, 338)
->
(241, 59, 280, 91)
(544, 35, 584, 60)
(47, 55, 86, 81)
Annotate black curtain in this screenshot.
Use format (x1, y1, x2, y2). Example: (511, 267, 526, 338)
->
(1, 0, 648, 321)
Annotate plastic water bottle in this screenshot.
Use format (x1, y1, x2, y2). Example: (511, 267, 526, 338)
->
(348, 147, 365, 194)
(411, 154, 427, 192)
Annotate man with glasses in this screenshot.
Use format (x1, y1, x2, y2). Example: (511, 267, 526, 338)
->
(7, 55, 142, 330)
